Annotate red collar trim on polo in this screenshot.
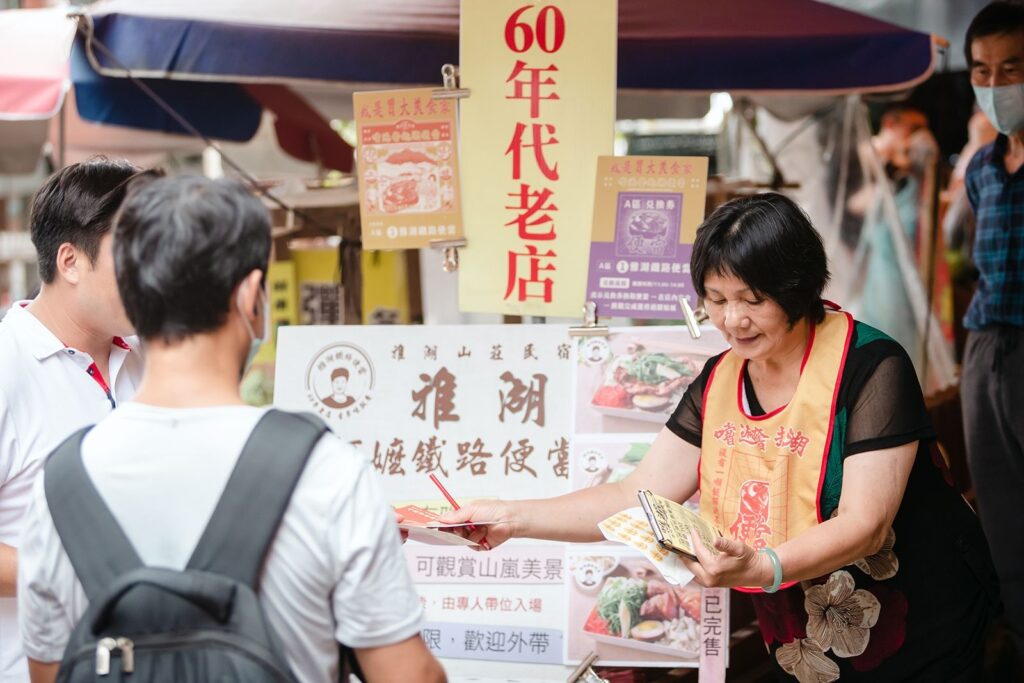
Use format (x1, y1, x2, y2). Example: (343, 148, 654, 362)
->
(60, 336, 131, 353)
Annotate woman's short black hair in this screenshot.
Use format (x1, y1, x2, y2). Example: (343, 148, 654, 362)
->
(114, 175, 271, 342)
(690, 192, 830, 325)
(964, 1, 1024, 67)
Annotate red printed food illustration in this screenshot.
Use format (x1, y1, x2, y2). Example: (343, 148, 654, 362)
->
(362, 143, 453, 216)
(382, 177, 419, 213)
(729, 479, 771, 549)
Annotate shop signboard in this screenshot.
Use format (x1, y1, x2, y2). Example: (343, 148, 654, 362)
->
(585, 156, 709, 321)
(275, 325, 573, 669)
(274, 323, 728, 674)
(354, 87, 464, 250)
(458, 1, 617, 317)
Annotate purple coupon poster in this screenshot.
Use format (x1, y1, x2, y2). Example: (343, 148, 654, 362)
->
(586, 157, 707, 321)
(587, 188, 699, 320)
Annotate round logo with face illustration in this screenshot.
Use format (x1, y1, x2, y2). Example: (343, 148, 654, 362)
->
(570, 555, 618, 593)
(581, 337, 611, 366)
(305, 343, 375, 420)
(579, 448, 608, 474)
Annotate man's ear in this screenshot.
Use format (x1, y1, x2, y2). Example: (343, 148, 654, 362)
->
(54, 243, 83, 285)
(238, 269, 265, 317)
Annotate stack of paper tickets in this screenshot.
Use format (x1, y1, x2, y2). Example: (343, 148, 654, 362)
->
(598, 507, 696, 586)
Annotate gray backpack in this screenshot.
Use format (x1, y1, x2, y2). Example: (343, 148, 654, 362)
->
(44, 410, 327, 683)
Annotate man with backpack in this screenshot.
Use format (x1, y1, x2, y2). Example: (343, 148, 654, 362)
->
(16, 175, 445, 683)
(0, 159, 148, 683)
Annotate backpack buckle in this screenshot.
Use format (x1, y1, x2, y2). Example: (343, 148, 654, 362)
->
(116, 637, 135, 674)
(95, 638, 115, 676)
(95, 636, 135, 676)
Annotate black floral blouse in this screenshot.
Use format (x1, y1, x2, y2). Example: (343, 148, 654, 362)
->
(668, 321, 998, 682)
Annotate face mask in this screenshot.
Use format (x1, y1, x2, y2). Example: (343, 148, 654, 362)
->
(973, 83, 1024, 135)
(238, 286, 270, 376)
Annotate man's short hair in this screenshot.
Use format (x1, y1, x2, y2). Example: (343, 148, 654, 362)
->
(29, 158, 140, 283)
(114, 175, 271, 342)
(331, 367, 350, 381)
(965, 1, 1024, 66)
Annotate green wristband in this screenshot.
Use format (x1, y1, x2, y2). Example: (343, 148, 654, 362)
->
(758, 547, 783, 593)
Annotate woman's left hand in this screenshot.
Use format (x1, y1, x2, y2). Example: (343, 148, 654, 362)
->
(682, 529, 772, 589)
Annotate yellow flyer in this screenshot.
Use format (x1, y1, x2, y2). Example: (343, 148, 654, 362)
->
(354, 87, 463, 250)
(459, 0, 617, 316)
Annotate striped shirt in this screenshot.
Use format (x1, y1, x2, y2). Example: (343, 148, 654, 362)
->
(964, 134, 1024, 330)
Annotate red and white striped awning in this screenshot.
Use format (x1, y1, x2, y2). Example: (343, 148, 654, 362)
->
(0, 6, 75, 121)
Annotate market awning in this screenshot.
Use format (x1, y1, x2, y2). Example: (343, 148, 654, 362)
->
(0, 7, 75, 174)
(0, 5, 353, 174)
(0, 7, 74, 121)
(618, 0, 937, 93)
(76, 0, 938, 95)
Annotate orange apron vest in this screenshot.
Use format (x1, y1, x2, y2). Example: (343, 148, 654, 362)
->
(699, 311, 853, 592)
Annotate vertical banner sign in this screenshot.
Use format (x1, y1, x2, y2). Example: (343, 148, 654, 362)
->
(586, 156, 709, 320)
(699, 588, 729, 683)
(274, 325, 574, 668)
(354, 88, 464, 250)
(459, 1, 617, 316)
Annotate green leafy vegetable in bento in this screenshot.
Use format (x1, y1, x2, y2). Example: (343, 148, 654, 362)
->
(596, 577, 647, 636)
(620, 443, 650, 465)
(621, 353, 693, 385)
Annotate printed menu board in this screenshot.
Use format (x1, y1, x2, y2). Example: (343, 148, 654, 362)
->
(274, 323, 729, 675)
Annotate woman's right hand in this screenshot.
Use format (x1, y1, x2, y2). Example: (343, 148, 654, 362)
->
(439, 498, 519, 550)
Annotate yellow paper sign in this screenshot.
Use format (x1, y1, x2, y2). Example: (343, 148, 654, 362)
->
(292, 246, 342, 325)
(253, 260, 298, 365)
(361, 250, 411, 325)
(459, 0, 617, 316)
(354, 87, 463, 249)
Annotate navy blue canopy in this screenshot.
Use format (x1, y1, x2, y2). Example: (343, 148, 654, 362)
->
(70, 0, 937, 141)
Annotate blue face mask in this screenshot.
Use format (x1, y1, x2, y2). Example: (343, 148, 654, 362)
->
(238, 286, 269, 376)
(973, 83, 1024, 135)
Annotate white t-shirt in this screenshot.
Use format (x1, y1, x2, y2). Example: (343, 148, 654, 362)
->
(17, 403, 423, 683)
(0, 303, 142, 683)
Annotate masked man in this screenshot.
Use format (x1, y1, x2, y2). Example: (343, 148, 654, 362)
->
(961, 1, 1024, 665)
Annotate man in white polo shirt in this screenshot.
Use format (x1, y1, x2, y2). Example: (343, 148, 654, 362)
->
(17, 176, 443, 683)
(0, 159, 147, 682)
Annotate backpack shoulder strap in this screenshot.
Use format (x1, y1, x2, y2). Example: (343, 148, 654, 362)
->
(44, 427, 144, 600)
(186, 409, 327, 589)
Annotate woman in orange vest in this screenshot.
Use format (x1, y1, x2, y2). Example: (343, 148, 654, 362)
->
(445, 192, 996, 681)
